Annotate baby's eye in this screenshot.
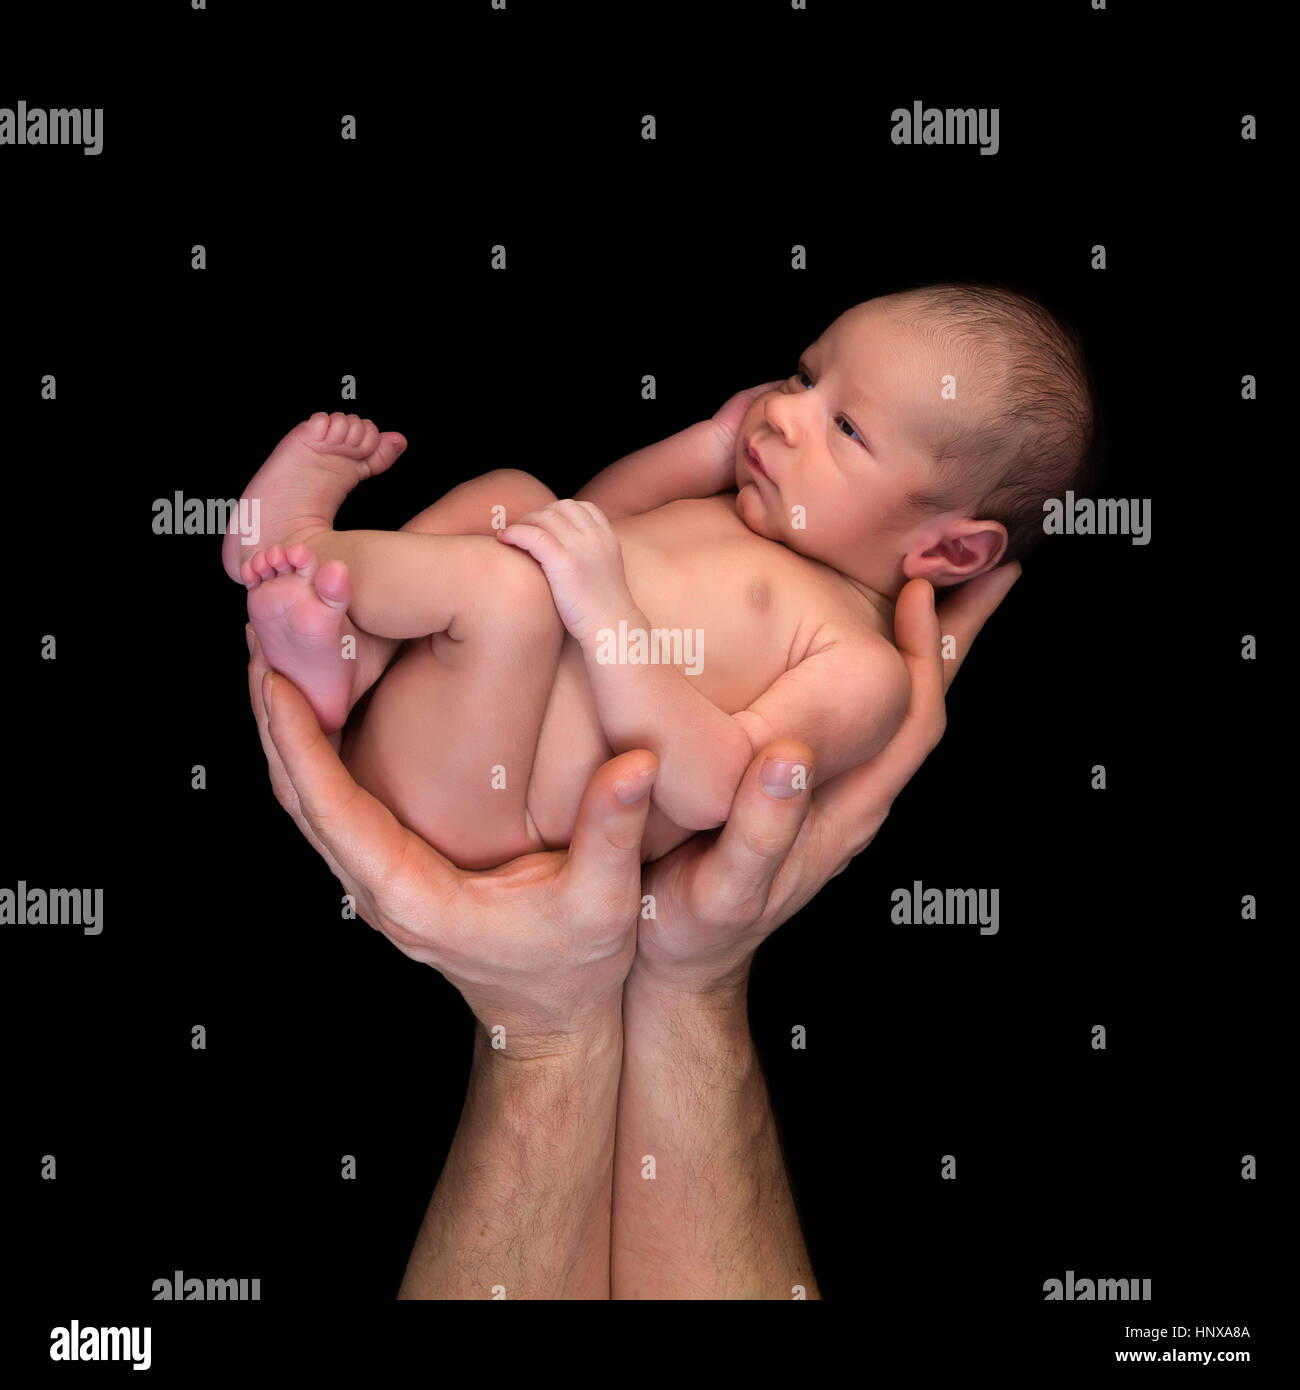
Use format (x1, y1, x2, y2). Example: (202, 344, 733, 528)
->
(796, 366, 866, 446)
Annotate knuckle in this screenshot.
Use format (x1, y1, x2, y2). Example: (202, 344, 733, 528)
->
(601, 824, 645, 859)
(697, 863, 764, 927)
(745, 824, 795, 861)
(727, 888, 769, 926)
(271, 777, 300, 818)
(693, 895, 738, 932)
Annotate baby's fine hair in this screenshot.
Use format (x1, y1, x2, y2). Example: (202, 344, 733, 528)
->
(882, 280, 1105, 567)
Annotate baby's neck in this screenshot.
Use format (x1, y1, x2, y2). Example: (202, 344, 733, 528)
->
(840, 572, 899, 625)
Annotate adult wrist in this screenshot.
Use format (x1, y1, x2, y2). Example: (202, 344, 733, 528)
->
(469, 989, 625, 1069)
(623, 952, 752, 1021)
(621, 958, 757, 1092)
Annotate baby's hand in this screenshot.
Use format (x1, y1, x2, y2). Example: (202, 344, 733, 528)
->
(498, 499, 633, 645)
(710, 380, 788, 457)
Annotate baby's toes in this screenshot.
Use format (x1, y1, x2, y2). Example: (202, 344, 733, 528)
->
(283, 543, 318, 578)
(243, 548, 276, 584)
(313, 559, 351, 610)
(262, 543, 289, 574)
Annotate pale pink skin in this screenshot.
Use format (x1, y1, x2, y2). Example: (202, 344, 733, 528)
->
(730, 297, 1007, 595)
(234, 301, 1011, 869)
(227, 412, 406, 733)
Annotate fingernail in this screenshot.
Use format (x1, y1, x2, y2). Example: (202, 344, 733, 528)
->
(262, 671, 274, 715)
(761, 758, 809, 798)
(616, 762, 657, 804)
(246, 624, 255, 656)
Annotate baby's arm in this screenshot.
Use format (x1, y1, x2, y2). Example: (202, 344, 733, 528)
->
(574, 383, 782, 520)
(582, 624, 912, 829)
(497, 501, 910, 829)
(573, 419, 732, 520)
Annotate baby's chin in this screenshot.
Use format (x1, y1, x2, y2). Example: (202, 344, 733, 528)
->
(733, 481, 779, 538)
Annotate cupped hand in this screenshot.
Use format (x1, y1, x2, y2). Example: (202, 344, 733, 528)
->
(635, 565, 1022, 993)
(245, 631, 658, 1052)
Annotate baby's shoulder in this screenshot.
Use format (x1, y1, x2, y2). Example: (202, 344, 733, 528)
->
(801, 591, 903, 683)
(807, 570, 897, 651)
(803, 580, 909, 691)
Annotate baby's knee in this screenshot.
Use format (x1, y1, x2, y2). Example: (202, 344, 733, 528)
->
(482, 467, 554, 502)
(471, 468, 557, 524)
(481, 541, 564, 643)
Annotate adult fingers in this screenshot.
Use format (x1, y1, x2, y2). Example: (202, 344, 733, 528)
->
(245, 629, 347, 879)
(685, 739, 816, 928)
(260, 666, 455, 904)
(558, 750, 659, 920)
(813, 565, 1021, 866)
(934, 561, 1021, 693)
(246, 636, 332, 839)
(811, 578, 946, 861)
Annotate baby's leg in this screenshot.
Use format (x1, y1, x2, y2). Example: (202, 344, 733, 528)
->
(278, 529, 545, 638)
(341, 536, 566, 869)
(229, 408, 403, 717)
(399, 468, 557, 540)
(244, 468, 556, 732)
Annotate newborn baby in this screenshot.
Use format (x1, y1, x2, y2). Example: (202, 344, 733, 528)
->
(225, 284, 1099, 868)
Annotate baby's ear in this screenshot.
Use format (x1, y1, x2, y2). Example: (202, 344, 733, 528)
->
(952, 521, 1008, 576)
(909, 520, 1007, 586)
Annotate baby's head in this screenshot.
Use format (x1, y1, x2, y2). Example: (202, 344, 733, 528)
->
(734, 282, 1103, 598)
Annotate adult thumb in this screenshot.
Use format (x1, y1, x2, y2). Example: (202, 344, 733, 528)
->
(559, 750, 658, 911)
(697, 739, 815, 924)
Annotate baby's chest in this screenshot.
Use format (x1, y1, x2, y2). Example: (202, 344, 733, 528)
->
(617, 533, 809, 715)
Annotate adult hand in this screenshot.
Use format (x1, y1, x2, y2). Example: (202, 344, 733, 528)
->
(244, 629, 658, 1053)
(635, 565, 1022, 992)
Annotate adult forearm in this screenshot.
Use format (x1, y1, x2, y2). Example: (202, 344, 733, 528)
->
(610, 964, 821, 1299)
(398, 1007, 623, 1300)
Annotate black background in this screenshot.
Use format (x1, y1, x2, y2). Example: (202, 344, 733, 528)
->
(3, 0, 1276, 1373)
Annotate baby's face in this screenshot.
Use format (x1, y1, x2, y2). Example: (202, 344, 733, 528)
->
(734, 298, 961, 595)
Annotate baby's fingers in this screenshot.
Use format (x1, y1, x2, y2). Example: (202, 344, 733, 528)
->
(497, 521, 570, 570)
(546, 498, 606, 530)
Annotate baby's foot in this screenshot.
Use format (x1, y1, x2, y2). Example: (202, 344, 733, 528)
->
(222, 412, 405, 584)
(245, 544, 360, 735)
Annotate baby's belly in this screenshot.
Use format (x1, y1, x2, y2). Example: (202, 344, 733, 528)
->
(526, 633, 689, 862)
